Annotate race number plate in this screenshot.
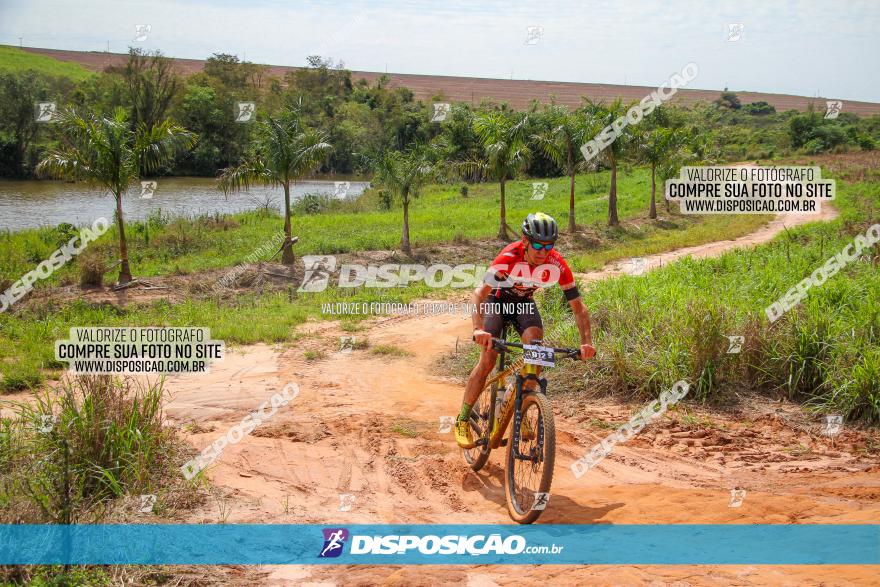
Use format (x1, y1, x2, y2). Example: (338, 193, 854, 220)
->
(523, 344, 554, 367)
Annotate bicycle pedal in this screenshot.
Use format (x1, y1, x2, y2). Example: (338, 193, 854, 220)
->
(475, 438, 488, 447)
(499, 438, 508, 447)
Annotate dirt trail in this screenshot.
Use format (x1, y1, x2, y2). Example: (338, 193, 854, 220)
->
(164, 206, 880, 586)
(576, 203, 838, 283)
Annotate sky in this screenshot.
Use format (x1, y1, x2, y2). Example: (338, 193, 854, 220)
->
(1, 0, 878, 102)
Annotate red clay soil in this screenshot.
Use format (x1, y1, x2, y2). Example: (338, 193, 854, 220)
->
(19, 46, 880, 116)
(149, 208, 880, 585)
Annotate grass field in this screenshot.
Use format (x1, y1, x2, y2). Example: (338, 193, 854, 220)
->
(0, 165, 776, 392)
(523, 179, 880, 422)
(0, 46, 95, 81)
(0, 167, 770, 284)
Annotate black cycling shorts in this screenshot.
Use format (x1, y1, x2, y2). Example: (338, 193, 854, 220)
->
(482, 297, 543, 338)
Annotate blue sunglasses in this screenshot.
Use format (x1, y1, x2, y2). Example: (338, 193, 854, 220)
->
(529, 241, 554, 251)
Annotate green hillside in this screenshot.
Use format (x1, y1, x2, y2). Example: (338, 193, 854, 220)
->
(0, 46, 94, 80)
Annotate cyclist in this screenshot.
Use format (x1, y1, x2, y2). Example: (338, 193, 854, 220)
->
(455, 212, 596, 449)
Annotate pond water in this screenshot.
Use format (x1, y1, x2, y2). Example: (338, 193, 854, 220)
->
(0, 177, 370, 231)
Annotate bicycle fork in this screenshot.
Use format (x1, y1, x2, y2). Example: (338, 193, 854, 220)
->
(491, 364, 546, 462)
(511, 368, 547, 463)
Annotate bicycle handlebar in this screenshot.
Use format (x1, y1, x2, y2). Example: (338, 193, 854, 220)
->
(472, 335, 581, 359)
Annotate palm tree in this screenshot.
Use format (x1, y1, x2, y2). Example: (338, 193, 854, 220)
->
(472, 111, 532, 239)
(659, 128, 716, 213)
(635, 127, 688, 219)
(583, 99, 634, 227)
(532, 104, 592, 231)
(218, 106, 332, 265)
(372, 145, 436, 255)
(36, 107, 196, 284)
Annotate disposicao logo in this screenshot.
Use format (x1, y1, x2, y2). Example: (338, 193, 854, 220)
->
(319, 528, 349, 558)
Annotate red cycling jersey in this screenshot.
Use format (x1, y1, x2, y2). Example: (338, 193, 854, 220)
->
(486, 240, 575, 299)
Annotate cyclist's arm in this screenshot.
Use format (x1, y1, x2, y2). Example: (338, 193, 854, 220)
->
(471, 283, 493, 332)
(567, 293, 593, 347)
(557, 254, 595, 358)
(470, 283, 495, 350)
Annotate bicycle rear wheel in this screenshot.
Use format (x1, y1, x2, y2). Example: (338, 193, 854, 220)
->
(462, 384, 494, 471)
(505, 392, 555, 524)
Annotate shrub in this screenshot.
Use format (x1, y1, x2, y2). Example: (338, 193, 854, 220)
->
(744, 101, 776, 115)
(77, 247, 107, 287)
(803, 138, 826, 155)
(152, 219, 201, 256)
(0, 376, 182, 523)
(50, 222, 79, 248)
(370, 344, 413, 357)
(197, 212, 240, 231)
(377, 189, 393, 210)
(295, 193, 334, 215)
(790, 112, 821, 149)
(146, 208, 169, 229)
(0, 371, 41, 393)
(715, 91, 742, 110)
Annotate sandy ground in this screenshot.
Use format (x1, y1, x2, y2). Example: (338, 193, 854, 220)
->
(157, 205, 880, 585)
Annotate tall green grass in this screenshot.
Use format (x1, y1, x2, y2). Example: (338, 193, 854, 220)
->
(0, 375, 203, 584)
(0, 375, 190, 523)
(533, 180, 879, 422)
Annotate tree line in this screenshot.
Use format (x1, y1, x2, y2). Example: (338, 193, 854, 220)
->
(2, 48, 879, 285)
(3, 48, 878, 180)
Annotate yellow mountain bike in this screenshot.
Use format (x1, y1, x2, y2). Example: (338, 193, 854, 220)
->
(463, 336, 579, 524)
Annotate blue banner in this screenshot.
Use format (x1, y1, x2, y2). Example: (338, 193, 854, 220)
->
(0, 524, 877, 565)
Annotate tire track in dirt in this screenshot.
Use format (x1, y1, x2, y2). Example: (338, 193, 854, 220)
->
(164, 206, 880, 585)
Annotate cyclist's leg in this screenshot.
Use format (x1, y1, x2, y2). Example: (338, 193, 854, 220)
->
(514, 301, 545, 441)
(464, 298, 503, 405)
(464, 346, 499, 406)
(456, 301, 502, 448)
(515, 299, 544, 391)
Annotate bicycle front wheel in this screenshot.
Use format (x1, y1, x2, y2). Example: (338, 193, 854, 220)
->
(505, 392, 555, 524)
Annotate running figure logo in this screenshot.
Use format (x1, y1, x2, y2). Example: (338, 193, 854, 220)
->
(822, 415, 843, 437)
(824, 100, 843, 120)
(531, 182, 548, 200)
(134, 24, 151, 42)
(728, 488, 747, 508)
(524, 26, 543, 45)
(438, 415, 455, 433)
(727, 23, 744, 42)
(235, 102, 256, 123)
(35, 102, 56, 123)
(319, 528, 349, 558)
(624, 257, 648, 276)
(431, 103, 450, 122)
(140, 181, 157, 199)
(726, 335, 744, 354)
(298, 255, 337, 292)
(339, 336, 356, 354)
(139, 493, 157, 513)
(531, 492, 550, 511)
